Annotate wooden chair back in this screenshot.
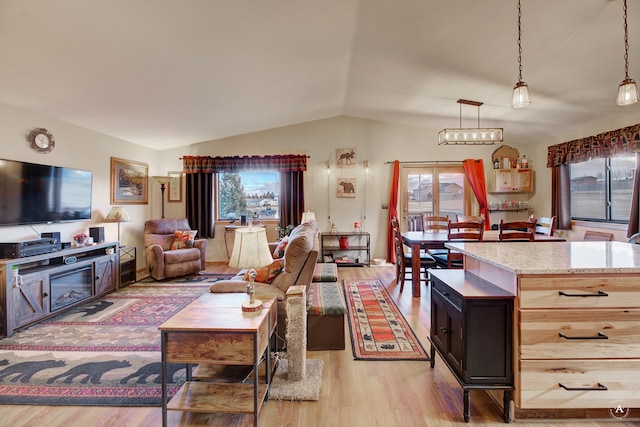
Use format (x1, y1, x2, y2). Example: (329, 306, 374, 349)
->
(535, 216, 556, 236)
(583, 230, 613, 241)
(448, 221, 485, 241)
(456, 214, 484, 223)
(499, 219, 537, 241)
(440, 220, 484, 268)
(423, 214, 449, 231)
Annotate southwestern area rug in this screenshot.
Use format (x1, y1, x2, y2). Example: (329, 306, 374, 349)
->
(0, 275, 233, 406)
(343, 279, 429, 361)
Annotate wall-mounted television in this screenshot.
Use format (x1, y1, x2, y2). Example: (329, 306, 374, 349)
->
(0, 158, 93, 226)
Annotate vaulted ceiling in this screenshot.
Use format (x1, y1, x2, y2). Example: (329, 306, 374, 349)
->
(0, 0, 638, 150)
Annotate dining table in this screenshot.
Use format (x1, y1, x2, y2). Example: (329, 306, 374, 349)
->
(400, 230, 566, 297)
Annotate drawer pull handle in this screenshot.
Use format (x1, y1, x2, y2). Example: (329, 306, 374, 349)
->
(440, 326, 448, 334)
(558, 332, 608, 340)
(558, 290, 608, 297)
(559, 383, 608, 391)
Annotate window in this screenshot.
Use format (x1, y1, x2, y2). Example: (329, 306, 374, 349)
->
(399, 164, 474, 230)
(570, 154, 636, 222)
(217, 171, 280, 221)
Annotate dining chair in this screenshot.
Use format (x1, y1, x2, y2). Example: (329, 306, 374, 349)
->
(423, 214, 449, 231)
(498, 218, 537, 241)
(583, 230, 613, 241)
(535, 216, 556, 236)
(391, 217, 436, 291)
(432, 220, 484, 268)
(456, 214, 485, 223)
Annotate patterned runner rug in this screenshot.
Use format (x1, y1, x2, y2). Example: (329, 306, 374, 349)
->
(0, 277, 232, 406)
(343, 279, 429, 361)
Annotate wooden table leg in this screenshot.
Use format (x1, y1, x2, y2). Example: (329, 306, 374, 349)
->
(411, 242, 421, 297)
(463, 389, 471, 422)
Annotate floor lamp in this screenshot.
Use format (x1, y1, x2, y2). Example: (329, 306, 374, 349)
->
(152, 176, 173, 219)
(105, 206, 131, 247)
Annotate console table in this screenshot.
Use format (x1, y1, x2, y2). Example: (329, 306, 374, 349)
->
(159, 293, 276, 427)
(429, 269, 514, 423)
(0, 242, 120, 337)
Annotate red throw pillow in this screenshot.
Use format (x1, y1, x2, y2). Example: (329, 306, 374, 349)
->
(274, 236, 289, 257)
(171, 230, 185, 250)
(171, 230, 198, 250)
(242, 258, 284, 284)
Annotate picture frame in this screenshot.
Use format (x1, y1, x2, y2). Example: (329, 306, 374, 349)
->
(336, 147, 356, 168)
(167, 171, 183, 203)
(337, 177, 356, 198)
(110, 157, 148, 204)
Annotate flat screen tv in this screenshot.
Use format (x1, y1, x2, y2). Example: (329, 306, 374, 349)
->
(0, 158, 93, 226)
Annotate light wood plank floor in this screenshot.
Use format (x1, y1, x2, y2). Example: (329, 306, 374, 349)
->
(0, 265, 636, 426)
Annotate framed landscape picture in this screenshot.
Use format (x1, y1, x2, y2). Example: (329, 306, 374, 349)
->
(110, 157, 148, 204)
(168, 171, 182, 203)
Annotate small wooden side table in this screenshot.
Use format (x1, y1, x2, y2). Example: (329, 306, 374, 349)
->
(159, 293, 276, 427)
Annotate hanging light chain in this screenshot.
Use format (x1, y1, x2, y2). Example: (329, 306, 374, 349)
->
(623, 0, 630, 79)
(517, 0, 523, 82)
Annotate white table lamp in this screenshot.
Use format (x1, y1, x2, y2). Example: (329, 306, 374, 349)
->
(301, 211, 315, 224)
(228, 227, 274, 312)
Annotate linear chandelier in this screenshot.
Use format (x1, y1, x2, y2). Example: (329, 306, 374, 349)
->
(438, 99, 503, 145)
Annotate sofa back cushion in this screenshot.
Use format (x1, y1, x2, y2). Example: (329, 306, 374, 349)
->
(270, 221, 318, 293)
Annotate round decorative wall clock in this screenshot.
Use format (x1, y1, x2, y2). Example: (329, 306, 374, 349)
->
(28, 128, 55, 153)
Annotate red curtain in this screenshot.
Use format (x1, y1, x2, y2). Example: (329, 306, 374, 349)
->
(387, 161, 400, 263)
(462, 159, 490, 230)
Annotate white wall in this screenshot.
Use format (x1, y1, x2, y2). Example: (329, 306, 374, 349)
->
(0, 103, 160, 270)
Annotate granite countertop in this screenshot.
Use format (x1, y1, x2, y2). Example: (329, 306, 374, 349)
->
(446, 241, 640, 275)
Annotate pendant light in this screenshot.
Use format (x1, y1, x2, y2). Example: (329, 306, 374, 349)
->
(512, 0, 531, 108)
(438, 99, 503, 145)
(616, 0, 639, 106)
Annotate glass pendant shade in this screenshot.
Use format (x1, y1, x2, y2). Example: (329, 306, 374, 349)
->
(512, 81, 531, 108)
(616, 78, 639, 106)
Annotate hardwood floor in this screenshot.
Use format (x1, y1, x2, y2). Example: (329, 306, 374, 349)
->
(0, 265, 634, 426)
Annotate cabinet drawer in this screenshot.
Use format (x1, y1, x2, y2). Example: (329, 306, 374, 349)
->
(432, 280, 463, 311)
(519, 276, 640, 309)
(520, 309, 640, 359)
(519, 359, 640, 408)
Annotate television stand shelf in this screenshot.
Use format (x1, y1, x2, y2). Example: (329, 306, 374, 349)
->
(0, 241, 121, 338)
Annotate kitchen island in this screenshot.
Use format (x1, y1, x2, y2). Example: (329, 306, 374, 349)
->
(445, 241, 640, 421)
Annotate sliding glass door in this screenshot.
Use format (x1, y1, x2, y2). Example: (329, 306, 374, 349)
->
(399, 163, 475, 231)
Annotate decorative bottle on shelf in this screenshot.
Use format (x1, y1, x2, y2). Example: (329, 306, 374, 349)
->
(521, 155, 529, 169)
(493, 159, 500, 169)
(503, 156, 511, 169)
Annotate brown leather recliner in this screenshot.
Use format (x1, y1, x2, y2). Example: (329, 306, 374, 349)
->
(144, 218, 207, 280)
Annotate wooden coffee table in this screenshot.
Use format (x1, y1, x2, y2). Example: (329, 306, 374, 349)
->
(159, 293, 277, 427)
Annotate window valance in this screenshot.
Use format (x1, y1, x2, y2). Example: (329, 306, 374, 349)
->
(182, 154, 307, 173)
(546, 123, 640, 167)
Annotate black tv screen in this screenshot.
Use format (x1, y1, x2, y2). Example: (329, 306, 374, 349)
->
(0, 158, 93, 226)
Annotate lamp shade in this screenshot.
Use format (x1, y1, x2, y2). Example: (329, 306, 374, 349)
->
(104, 206, 131, 223)
(228, 227, 274, 270)
(301, 211, 316, 224)
(617, 78, 639, 106)
(152, 175, 173, 185)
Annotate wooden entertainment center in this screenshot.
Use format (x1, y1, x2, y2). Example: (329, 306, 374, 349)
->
(0, 242, 120, 338)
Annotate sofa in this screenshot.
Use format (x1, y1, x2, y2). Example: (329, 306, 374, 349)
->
(144, 218, 208, 280)
(210, 220, 319, 347)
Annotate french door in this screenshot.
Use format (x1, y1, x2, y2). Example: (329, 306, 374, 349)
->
(399, 163, 476, 231)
